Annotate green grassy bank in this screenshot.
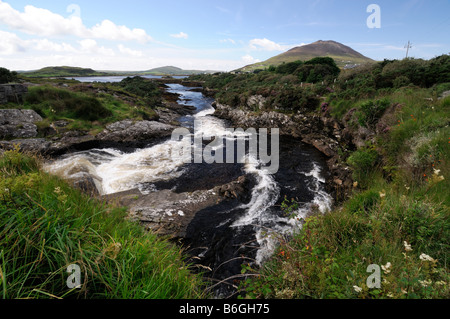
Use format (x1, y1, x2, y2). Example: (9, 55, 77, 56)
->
(0, 148, 205, 299)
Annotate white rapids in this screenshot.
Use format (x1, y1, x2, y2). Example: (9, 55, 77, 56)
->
(43, 83, 333, 267)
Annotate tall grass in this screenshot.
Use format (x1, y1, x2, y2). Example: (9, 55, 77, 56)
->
(240, 87, 450, 299)
(0, 148, 205, 299)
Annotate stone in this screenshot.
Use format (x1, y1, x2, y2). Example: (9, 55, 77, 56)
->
(0, 109, 43, 139)
(98, 120, 176, 143)
(0, 84, 28, 104)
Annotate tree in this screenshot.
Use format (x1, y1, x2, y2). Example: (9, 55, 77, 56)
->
(0, 67, 18, 84)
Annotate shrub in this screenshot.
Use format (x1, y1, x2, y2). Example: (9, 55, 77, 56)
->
(347, 147, 379, 186)
(24, 86, 112, 121)
(0, 67, 18, 84)
(357, 99, 391, 128)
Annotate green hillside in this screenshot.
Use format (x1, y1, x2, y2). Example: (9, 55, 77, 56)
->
(20, 66, 108, 78)
(240, 40, 375, 72)
(137, 66, 216, 76)
(18, 65, 215, 78)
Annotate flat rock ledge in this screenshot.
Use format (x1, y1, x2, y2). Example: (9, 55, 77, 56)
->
(102, 175, 250, 239)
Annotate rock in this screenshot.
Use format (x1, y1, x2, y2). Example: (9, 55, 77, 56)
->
(0, 109, 43, 139)
(97, 120, 176, 143)
(247, 95, 267, 109)
(0, 84, 28, 104)
(0, 138, 52, 153)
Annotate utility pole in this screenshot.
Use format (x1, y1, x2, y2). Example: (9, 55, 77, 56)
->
(405, 41, 413, 58)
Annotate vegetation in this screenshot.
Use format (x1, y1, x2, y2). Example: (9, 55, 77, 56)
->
(3, 76, 161, 134)
(192, 56, 450, 299)
(239, 92, 449, 299)
(239, 40, 374, 72)
(0, 67, 19, 84)
(19, 66, 108, 78)
(0, 147, 205, 299)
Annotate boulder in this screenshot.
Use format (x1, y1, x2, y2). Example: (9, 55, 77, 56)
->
(97, 120, 176, 143)
(0, 84, 28, 104)
(0, 109, 43, 139)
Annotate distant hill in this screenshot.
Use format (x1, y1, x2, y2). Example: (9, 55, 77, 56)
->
(19, 65, 215, 78)
(136, 66, 216, 76)
(239, 40, 375, 72)
(19, 66, 108, 78)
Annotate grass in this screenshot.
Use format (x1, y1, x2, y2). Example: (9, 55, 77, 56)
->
(0, 147, 205, 299)
(4, 81, 159, 135)
(239, 87, 450, 300)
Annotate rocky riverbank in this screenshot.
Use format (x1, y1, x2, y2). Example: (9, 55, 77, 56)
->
(211, 101, 357, 201)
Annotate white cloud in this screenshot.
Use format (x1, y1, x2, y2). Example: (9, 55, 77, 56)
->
(0, 0, 152, 43)
(118, 44, 143, 57)
(0, 30, 76, 55)
(170, 32, 189, 39)
(32, 39, 76, 53)
(79, 39, 115, 56)
(0, 30, 26, 55)
(241, 54, 261, 65)
(249, 38, 292, 51)
(90, 20, 152, 43)
(220, 38, 236, 45)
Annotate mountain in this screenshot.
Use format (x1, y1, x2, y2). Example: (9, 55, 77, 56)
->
(19, 66, 108, 78)
(240, 40, 375, 72)
(136, 66, 216, 76)
(19, 65, 215, 78)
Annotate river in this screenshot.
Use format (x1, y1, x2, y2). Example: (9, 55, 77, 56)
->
(43, 82, 333, 298)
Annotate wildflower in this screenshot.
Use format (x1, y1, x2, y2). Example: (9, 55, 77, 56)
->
(435, 281, 446, 286)
(379, 191, 386, 199)
(401, 288, 408, 295)
(381, 262, 392, 274)
(54, 187, 62, 194)
(353, 181, 358, 188)
(353, 285, 363, 293)
(403, 241, 413, 252)
(404, 184, 410, 191)
(419, 253, 437, 263)
(433, 168, 441, 175)
(419, 279, 432, 288)
(387, 292, 394, 298)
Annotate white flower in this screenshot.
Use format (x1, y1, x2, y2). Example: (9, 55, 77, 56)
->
(419, 253, 436, 262)
(387, 292, 394, 298)
(433, 169, 441, 175)
(419, 279, 432, 287)
(401, 288, 408, 295)
(379, 191, 386, 199)
(353, 285, 363, 293)
(403, 241, 413, 252)
(435, 281, 446, 286)
(381, 262, 392, 274)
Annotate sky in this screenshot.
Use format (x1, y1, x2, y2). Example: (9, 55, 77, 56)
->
(0, 0, 449, 71)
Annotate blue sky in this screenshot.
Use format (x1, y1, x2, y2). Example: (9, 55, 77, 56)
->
(0, 0, 449, 71)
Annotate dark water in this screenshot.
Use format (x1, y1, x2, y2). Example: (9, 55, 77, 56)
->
(161, 84, 333, 298)
(44, 83, 333, 298)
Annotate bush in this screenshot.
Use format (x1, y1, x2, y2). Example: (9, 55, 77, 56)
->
(0, 67, 18, 84)
(24, 86, 112, 121)
(357, 99, 391, 128)
(115, 76, 162, 107)
(347, 147, 379, 186)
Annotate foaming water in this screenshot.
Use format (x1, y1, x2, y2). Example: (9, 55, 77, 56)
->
(44, 85, 229, 195)
(43, 83, 333, 293)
